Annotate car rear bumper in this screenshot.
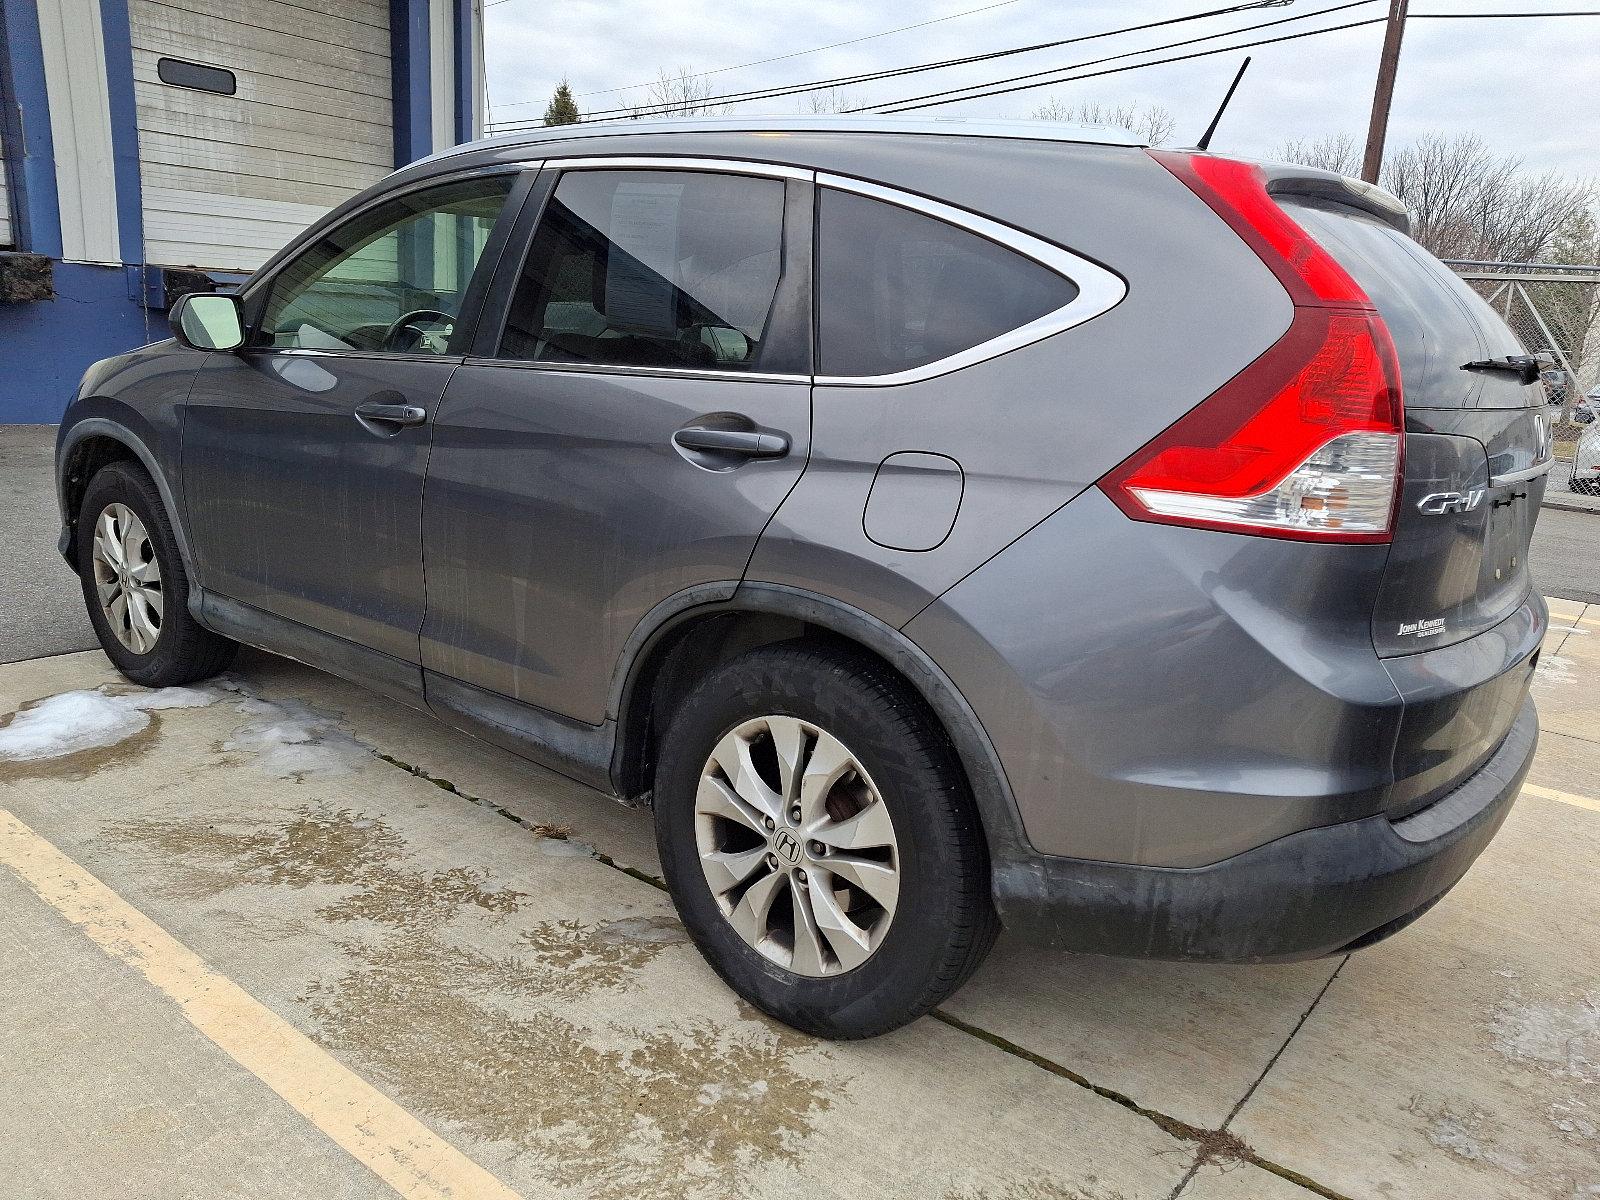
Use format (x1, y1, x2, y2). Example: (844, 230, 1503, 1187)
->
(992, 695, 1537, 962)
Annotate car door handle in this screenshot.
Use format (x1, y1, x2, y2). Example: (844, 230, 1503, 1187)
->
(354, 402, 428, 428)
(671, 426, 790, 459)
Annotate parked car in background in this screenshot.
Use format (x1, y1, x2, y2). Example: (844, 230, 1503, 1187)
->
(1571, 390, 1598, 425)
(1572, 420, 1600, 494)
(54, 117, 1549, 1038)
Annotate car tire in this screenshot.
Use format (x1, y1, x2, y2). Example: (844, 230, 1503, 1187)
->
(76, 461, 237, 686)
(653, 640, 998, 1039)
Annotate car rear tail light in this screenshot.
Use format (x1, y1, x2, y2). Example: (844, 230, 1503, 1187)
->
(1099, 152, 1404, 544)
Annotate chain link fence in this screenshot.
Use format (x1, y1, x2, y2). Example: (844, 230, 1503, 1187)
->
(1447, 260, 1600, 440)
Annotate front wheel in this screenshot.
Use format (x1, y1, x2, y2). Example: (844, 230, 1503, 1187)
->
(76, 461, 237, 686)
(654, 642, 998, 1039)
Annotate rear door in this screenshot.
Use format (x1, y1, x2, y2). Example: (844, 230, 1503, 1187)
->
(419, 162, 813, 724)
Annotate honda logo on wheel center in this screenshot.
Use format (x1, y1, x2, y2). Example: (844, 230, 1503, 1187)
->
(773, 829, 803, 864)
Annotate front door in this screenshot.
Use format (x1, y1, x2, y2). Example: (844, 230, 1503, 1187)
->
(421, 164, 813, 723)
(182, 173, 518, 663)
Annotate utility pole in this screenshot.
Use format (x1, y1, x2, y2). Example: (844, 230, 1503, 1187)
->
(1361, 0, 1409, 183)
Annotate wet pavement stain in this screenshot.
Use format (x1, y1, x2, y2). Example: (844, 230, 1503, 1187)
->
(943, 1178, 1129, 1200)
(108, 805, 837, 1199)
(518, 916, 689, 999)
(105, 808, 524, 924)
(0, 717, 161, 784)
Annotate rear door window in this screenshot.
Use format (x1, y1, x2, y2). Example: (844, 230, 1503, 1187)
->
(816, 187, 1078, 379)
(498, 169, 789, 372)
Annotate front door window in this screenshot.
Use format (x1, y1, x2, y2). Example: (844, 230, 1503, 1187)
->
(254, 175, 514, 356)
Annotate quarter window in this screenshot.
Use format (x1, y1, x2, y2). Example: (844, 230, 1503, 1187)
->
(254, 175, 514, 355)
(499, 169, 787, 372)
(816, 188, 1078, 378)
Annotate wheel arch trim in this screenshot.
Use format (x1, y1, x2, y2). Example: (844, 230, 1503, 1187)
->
(57, 417, 198, 587)
(608, 580, 1033, 868)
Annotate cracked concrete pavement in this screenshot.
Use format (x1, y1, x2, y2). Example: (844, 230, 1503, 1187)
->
(1, 599, 1597, 1200)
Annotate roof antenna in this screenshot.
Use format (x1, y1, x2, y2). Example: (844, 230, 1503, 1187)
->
(1196, 56, 1252, 152)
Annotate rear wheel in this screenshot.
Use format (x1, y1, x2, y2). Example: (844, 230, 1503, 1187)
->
(654, 642, 998, 1039)
(76, 462, 237, 686)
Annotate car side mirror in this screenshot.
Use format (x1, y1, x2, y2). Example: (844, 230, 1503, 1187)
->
(170, 293, 245, 352)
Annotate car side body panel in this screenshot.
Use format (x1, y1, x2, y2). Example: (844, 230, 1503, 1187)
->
(56, 345, 207, 596)
(747, 140, 1293, 626)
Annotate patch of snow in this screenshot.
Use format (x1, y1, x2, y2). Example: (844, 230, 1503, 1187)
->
(1534, 655, 1575, 686)
(1426, 1109, 1530, 1175)
(0, 686, 223, 762)
(220, 694, 369, 779)
(1490, 994, 1600, 1083)
(136, 686, 225, 711)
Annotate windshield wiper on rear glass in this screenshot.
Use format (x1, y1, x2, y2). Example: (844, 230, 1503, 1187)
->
(1460, 354, 1547, 385)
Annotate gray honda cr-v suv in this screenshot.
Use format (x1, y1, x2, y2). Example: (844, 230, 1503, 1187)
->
(56, 117, 1548, 1038)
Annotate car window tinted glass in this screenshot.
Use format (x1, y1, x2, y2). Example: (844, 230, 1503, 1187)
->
(817, 187, 1077, 378)
(499, 169, 786, 371)
(255, 175, 513, 354)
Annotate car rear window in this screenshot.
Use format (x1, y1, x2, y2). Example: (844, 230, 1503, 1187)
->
(816, 188, 1077, 379)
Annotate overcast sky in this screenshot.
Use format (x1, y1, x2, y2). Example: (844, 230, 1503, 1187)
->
(482, 0, 1599, 178)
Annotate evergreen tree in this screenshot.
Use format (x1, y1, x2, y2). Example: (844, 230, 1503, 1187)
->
(543, 79, 580, 126)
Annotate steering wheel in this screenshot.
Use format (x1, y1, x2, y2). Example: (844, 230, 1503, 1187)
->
(380, 308, 454, 353)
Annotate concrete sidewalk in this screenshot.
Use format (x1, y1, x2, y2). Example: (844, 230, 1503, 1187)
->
(1, 601, 1596, 1200)
(0, 426, 95, 664)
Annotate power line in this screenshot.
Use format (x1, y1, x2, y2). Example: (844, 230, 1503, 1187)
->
(868, 6, 1600, 113)
(555, 0, 1297, 126)
(488, 0, 1030, 112)
(877, 16, 1389, 112)
(846, 1, 1372, 114)
(568, 0, 1030, 102)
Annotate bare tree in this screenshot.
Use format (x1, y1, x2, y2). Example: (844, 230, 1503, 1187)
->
(799, 88, 866, 115)
(1274, 131, 1596, 264)
(1273, 132, 1361, 177)
(627, 67, 734, 119)
(1028, 98, 1176, 146)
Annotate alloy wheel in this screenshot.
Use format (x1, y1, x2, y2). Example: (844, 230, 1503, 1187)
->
(91, 502, 164, 654)
(694, 715, 900, 977)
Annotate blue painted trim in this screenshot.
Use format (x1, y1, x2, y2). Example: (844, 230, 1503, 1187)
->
(0, 262, 156, 422)
(0, 0, 63, 256)
(453, 0, 474, 145)
(389, 0, 432, 166)
(97, 0, 144, 265)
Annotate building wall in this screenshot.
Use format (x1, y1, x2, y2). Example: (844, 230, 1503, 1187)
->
(130, 0, 394, 270)
(0, 122, 12, 248)
(0, 0, 481, 422)
(39, 0, 124, 264)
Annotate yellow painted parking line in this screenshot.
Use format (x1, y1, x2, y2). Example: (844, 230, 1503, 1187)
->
(1523, 782, 1600, 815)
(0, 808, 526, 1200)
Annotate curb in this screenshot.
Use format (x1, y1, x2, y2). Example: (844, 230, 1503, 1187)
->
(1541, 498, 1600, 515)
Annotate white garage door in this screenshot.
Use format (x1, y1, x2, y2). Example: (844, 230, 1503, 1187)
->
(129, 0, 393, 271)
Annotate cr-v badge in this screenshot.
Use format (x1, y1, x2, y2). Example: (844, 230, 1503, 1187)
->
(1417, 489, 1486, 515)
